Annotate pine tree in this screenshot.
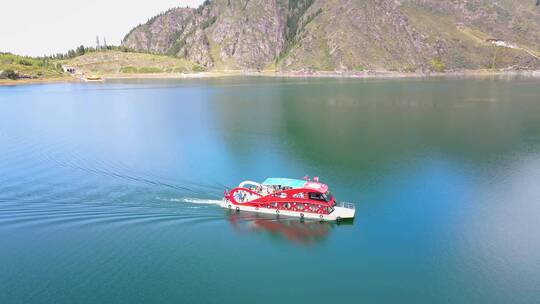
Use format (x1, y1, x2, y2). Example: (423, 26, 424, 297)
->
(76, 45, 85, 56)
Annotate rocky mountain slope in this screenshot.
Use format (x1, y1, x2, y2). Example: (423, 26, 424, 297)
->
(122, 0, 540, 72)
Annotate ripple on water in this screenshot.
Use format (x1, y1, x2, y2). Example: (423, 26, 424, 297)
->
(0, 197, 223, 231)
(0, 134, 225, 232)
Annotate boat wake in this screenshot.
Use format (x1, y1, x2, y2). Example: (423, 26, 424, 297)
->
(156, 197, 223, 206)
(0, 131, 235, 232)
(182, 197, 223, 206)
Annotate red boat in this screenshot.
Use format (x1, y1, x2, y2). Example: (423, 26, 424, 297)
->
(221, 177, 355, 221)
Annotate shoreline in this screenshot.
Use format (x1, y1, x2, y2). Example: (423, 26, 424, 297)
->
(0, 76, 80, 86)
(2, 69, 539, 86)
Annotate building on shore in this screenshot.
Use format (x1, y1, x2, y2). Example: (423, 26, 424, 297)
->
(62, 66, 76, 74)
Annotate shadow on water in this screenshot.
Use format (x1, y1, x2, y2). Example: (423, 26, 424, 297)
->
(225, 210, 353, 246)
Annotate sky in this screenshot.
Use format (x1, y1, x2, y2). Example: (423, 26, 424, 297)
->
(0, 0, 204, 57)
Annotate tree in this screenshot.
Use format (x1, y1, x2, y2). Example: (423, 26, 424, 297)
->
(1, 69, 18, 80)
(76, 45, 86, 56)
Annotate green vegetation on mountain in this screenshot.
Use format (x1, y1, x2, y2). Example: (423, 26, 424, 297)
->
(47, 45, 134, 60)
(0, 53, 64, 80)
(122, 0, 540, 72)
(1, 48, 204, 83)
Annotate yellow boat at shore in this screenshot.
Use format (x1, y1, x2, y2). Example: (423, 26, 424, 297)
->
(85, 75, 103, 81)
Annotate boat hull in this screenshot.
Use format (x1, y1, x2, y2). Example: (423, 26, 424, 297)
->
(219, 200, 354, 221)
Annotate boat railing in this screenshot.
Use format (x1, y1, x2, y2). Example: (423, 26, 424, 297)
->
(337, 202, 355, 209)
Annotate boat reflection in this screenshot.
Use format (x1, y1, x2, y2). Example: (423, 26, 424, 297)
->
(226, 211, 353, 246)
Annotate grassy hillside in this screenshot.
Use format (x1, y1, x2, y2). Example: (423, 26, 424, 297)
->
(0, 53, 64, 80)
(64, 50, 203, 75)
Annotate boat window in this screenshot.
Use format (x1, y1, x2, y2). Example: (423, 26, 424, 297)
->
(309, 192, 332, 202)
(309, 192, 325, 201)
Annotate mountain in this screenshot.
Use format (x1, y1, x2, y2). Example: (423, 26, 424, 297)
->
(122, 0, 540, 72)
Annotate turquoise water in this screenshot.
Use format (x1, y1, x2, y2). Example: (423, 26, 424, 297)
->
(1, 77, 539, 303)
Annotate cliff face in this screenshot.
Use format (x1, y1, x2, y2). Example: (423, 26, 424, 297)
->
(123, 1, 286, 69)
(122, 0, 540, 71)
(123, 8, 194, 55)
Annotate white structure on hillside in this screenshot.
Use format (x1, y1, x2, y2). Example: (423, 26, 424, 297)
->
(486, 39, 518, 49)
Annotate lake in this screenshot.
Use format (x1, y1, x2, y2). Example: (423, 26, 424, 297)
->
(1, 76, 539, 303)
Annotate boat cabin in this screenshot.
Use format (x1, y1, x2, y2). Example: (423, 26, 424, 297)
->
(261, 178, 333, 202)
